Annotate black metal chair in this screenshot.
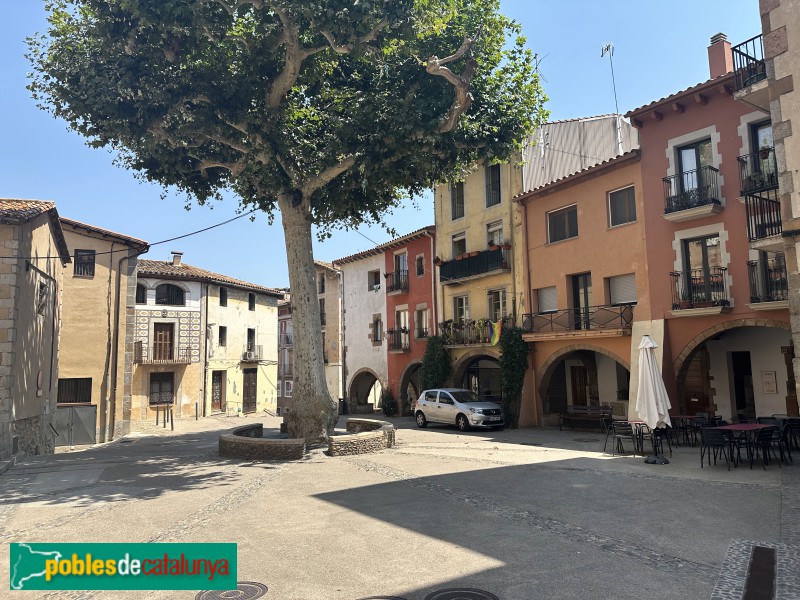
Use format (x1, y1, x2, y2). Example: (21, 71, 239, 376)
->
(652, 426, 673, 457)
(751, 426, 780, 470)
(610, 421, 637, 456)
(700, 427, 737, 470)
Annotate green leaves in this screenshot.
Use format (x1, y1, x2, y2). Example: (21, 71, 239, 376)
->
(28, 0, 546, 231)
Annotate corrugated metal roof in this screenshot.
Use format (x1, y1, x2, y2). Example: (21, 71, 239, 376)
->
(332, 226, 436, 266)
(138, 259, 283, 297)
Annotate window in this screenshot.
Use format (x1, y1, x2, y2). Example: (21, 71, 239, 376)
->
(487, 289, 506, 321)
(537, 287, 557, 313)
(451, 182, 465, 220)
(487, 221, 504, 246)
(453, 295, 469, 323)
(318, 273, 326, 294)
(485, 164, 501, 207)
(276, 406, 281, 414)
(219, 286, 228, 307)
(608, 186, 636, 227)
(136, 284, 147, 304)
(247, 328, 256, 351)
(609, 274, 636, 305)
(57, 378, 91, 404)
(285, 381, 293, 397)
(155, 284, 185, 306)
(415, 256, 424, 277)
(248, 292, 256, 311)
(218, 326, 227, 347)
(36, 280, 48, 316)
(415, 308, 430, 338)
(547, 205, 578, 243)
(74, 250, 95, 277)
(372, 317, 382, 343)
(452, 233, 466, 258)
(368, 270, 381, 291)
(678, 138, 712, 192)
(319, 298, 326, 326)
(149, 372, 174, 406)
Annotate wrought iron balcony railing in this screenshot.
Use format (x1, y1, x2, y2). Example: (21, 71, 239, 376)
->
(748, 255, 788, 303)
(148, 392, 174, 406)
(387, 329, 410, 351)
(416, 328, 430, 339)
(670, 267, 729, 310)
(439, 247, 510, 284)
(242, 345, 263, 361)
(440, 318, 509, 346)
(738, 148, 778, 195)
(521, 305, 633, 335)
(134, 342, 191, 364)
(281, 333, 293, 346)
(732, 34, 767, 91)
(662, 166, 721, 214)
(385, 270, 409, 293)
(745, 193, 782, 242)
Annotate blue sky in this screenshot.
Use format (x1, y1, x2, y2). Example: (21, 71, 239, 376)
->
(0, 1, 760, 288)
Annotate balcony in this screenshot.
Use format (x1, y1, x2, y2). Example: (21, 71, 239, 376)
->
(385, 270, 409, 293)
(134, 341, 191, 364)
(242, 345, 263, 362)
(739, 148, 778, 195)
(521, 305, 633, 340)
(739, 148, 782, 248)
(439, 247, 510, 285)
(387, 329, 410, 351)
(281, 333, 293, 346)
(440, 318, 509, 346)
(662, 166, 722, 221)
(732, 34, 769, 110)
(670, 267, 730, 315)
(748, 255, 789, 309)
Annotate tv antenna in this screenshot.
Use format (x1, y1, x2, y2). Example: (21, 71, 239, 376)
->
(601, 43, 623, 156)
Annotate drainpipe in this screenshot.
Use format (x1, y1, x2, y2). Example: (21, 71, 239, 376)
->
(102, 242, 117, 443)
(109, 246, 148, 441)
(338, 269, 345, 403)
(425, 230, 437, 334)
(202, 282, 209, 418)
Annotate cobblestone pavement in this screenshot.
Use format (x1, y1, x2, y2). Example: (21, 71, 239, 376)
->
(0, 415, 796, 600)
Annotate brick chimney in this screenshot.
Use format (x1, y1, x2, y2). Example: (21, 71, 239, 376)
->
(708, 32, 733, 79)
(171, 251, 183, 266)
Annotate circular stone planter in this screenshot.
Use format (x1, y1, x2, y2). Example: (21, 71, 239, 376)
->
(328, 418, 396, 457)
(219, 424, 306, 461)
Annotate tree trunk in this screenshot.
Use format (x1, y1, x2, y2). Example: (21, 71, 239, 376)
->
(278, 194, 337, 443)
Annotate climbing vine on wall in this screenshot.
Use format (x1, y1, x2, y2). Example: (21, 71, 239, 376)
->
(500, 327, 528, 428)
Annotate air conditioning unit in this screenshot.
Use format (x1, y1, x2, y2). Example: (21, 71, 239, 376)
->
(245, 351, 256, 360)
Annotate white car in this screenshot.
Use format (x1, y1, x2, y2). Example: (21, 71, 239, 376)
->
(414, 388, 504, 431)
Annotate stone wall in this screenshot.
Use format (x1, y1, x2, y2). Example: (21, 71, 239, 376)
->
(328, 418, 395, 456)
(218, 424, 305, 460)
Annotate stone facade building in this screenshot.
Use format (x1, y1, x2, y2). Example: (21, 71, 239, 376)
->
(0, 199, 70, 466)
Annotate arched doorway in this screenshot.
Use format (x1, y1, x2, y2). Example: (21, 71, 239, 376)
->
(674, 321, 791, 420)
(348, 369, 384, 413)
(453, 354, 502, 404)
(539, 347, 630, 417)
(398, 362, 423, 415)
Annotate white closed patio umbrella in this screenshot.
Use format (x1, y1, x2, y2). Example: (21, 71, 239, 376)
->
(636, 335, 672, 430)
(636, 335, 672, 463)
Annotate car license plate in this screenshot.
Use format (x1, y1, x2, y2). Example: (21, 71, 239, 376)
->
(486, 418, 500, 423)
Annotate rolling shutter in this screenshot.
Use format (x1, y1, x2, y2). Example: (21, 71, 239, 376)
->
(537, 286, 557, 313)
(609, 274, 636, 305)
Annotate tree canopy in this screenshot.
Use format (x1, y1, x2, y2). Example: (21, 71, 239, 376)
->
(28, 0, 546, 229)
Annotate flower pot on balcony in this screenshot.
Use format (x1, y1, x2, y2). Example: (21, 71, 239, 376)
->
(501, 243, 511, 250)
(433, 257, 442, 266)
(468, 251, 479, 257)
(488, 243, 499, 251)
(455, 254, 464, 261)
(759, 147, 771, 160)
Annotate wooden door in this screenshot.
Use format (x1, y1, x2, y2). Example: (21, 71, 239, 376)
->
(211, 371, 225, 412)
(570, 366, 588, 406)
(154, 323, 174, 361)
(243, 368, 257, 413)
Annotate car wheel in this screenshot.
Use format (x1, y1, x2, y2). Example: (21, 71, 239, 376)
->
(456, 414, 470, 432)
(415, 411, 427, 428)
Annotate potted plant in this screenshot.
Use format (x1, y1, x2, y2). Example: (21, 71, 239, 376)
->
(433, 256, 442, 266)
(759, 144, 772, 160)
(488, 241, 500, 251)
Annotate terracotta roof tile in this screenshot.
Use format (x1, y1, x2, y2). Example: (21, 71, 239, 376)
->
(626, 73, 734, 118)
(332, 226, 436, 265)
(0, 199, 56, 224)
(138, 259, 283, 297)
(60, 217, 149, 249)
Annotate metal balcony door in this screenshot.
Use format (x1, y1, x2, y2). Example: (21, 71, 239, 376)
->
(683, 236, 721, 303)
(243, 368, 257, 413)
(211, 370, 226, 412)
(154, 323, 174, 361)
(571, 273, 592, 330)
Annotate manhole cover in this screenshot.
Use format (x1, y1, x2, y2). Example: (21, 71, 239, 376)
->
(424, 589, 500, 600)
(195, 581, 268, 600)
(573, 438, 600, 443)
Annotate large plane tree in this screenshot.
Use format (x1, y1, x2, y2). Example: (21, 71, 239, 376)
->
(28, 0, 546, 443)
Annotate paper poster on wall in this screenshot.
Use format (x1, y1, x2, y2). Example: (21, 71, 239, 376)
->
(762, 371, 778, 394)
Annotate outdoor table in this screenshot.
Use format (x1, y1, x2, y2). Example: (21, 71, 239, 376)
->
(716, 423, 774, 467)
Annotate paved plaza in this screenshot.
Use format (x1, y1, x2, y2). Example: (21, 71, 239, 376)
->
(1, 415, 799, 599)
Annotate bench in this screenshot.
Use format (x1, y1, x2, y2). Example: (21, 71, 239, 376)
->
(559, 405, 613, 431)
